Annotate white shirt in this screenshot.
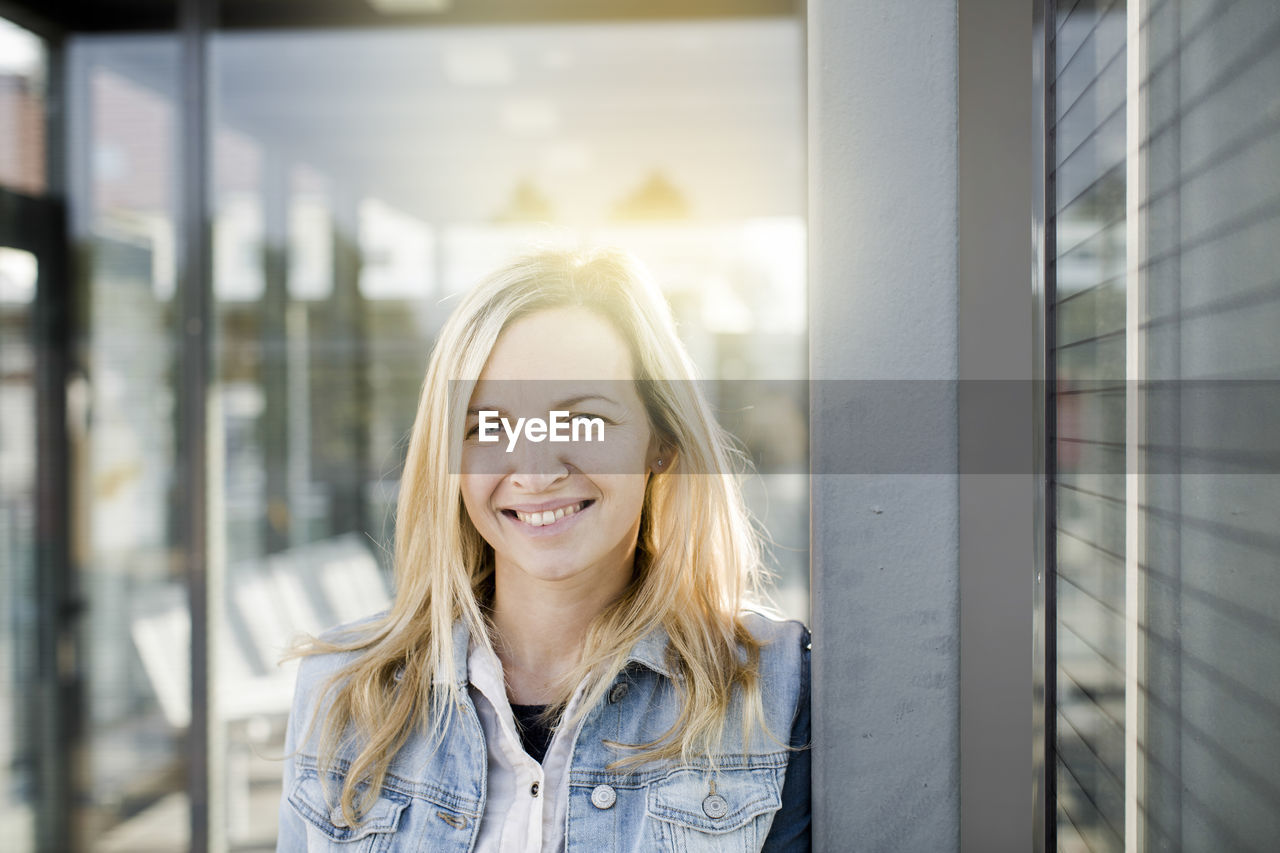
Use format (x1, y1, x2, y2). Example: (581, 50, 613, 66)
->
(467, 636, 593, 853)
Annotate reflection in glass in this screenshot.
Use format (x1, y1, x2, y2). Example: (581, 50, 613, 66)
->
(1050, 2, 1128, 851)
(1049, 1, 1280, 850)
(2, 16, 52, 852)
(1138, 1, 1280, 850)
(0, 17, 46, 197)
(68, 36, 189, 852)
(0, 244, 39, 853)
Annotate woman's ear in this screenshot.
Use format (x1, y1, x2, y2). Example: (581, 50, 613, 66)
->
(648, 441, 677, 474)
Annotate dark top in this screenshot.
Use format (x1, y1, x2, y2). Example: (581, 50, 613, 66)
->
(511, 703, 556, 763)
(762, 624, 811, 851)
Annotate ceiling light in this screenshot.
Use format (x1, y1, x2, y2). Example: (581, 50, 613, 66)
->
(367, 0, 452, 14)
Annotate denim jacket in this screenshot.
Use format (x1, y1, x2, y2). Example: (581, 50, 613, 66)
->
(277, 611, 811, 852)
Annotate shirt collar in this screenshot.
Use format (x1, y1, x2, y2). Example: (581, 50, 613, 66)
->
(448, 617, 471, 687)
(446, 617, 680, 686)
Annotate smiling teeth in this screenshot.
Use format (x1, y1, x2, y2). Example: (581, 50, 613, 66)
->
(514, 502, 583, 527)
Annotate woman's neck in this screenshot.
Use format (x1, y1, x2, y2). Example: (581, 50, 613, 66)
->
(490, 561, 633, 704)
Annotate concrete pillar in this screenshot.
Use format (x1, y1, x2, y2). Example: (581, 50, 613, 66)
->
(809, 1, 962, 849)
(810, 1, 1034, 848)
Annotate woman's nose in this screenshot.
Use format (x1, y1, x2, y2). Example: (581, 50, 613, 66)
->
(508, 434, 570, 492)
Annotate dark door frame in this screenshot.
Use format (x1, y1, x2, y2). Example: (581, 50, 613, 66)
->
(0, 185, 75, 853)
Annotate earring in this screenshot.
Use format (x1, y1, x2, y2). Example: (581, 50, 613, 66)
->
(656, 458, 664, 467)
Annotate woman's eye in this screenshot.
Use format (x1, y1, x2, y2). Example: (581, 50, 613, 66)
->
(568, 413, 612, 433)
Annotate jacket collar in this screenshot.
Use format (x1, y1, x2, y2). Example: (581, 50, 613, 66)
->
(624, 622, 680, 681)
(445, 617, 680, 685)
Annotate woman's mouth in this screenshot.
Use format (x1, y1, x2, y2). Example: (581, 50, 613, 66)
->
(502, 499, 594, 528)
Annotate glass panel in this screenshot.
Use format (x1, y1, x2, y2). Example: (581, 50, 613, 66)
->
(1050, 1, 1128, 851)
(210, 18, 806, 848)
(2, 17, 48, 853)
(0, 245, 38, 853)
(1049, 0, 1280, 849)
(1138, 0, 1280, 850)
(67, 36, 189, 852)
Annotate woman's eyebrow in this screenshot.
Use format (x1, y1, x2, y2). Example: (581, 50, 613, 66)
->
(552, 394, 620, 409)
(466, 394, 620, 416)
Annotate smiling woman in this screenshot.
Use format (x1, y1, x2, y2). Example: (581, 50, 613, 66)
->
(277, 248, 810, 852)
(460, 307, 660, 637)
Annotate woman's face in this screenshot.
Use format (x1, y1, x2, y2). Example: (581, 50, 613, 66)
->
(459, 306, 664, 591)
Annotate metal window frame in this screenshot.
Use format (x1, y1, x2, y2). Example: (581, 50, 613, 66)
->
(1031, 0, 1056, 850)
(957, 1, 1036, 850)
(178, 1, 215, 850)
(0, 190, 74, 853)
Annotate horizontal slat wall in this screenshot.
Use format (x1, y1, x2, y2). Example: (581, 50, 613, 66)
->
(1048, 0, 1280, 849)
(1140, 0, 1280, 850)
(1049, 0, 1130, 851)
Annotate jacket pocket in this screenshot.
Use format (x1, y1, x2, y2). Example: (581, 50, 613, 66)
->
(287, 769, 410, 852)
(646, 765, 782, 852)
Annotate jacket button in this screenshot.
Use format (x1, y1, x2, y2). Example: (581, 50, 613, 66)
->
(590, 784, 617, 809)
(530, 782, 540, 797)
(608, 682, 629, 704)
(702, 794, 729, 819)
(330, 806, 356, 828)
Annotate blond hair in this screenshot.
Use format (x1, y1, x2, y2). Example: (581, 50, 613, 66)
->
(292, 247, 776, 825)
